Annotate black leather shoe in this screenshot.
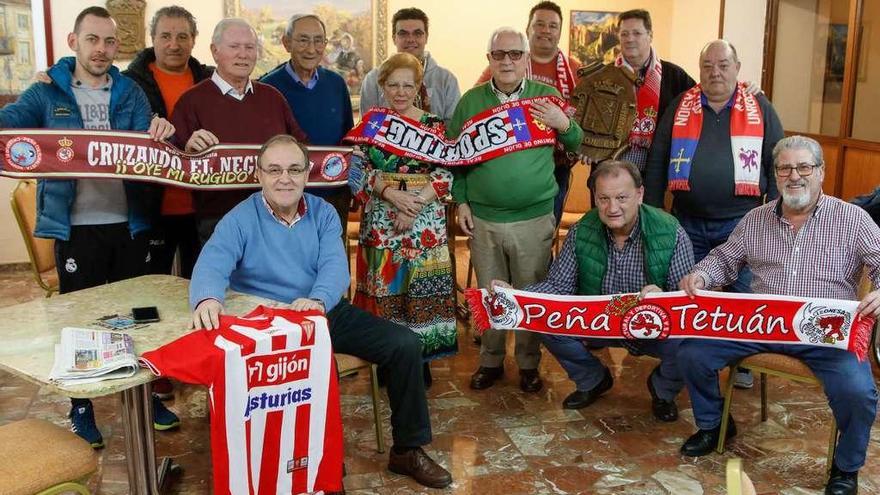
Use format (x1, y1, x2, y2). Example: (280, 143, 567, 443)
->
(470, 366, 503, 390)
(826, 464, 858, 495)
(519, 369, 543, 393)
(680, 417, 737, 457)
(646, 367, 678, 422)
(562, 368, 613, 409)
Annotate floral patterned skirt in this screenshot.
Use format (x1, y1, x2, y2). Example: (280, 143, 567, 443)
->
(353, 243, 458, 361)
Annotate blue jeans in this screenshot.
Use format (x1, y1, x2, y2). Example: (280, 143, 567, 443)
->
(675, 212, 752, 293)
(541, 334, 684, 401)
(678, 339, 878, 471)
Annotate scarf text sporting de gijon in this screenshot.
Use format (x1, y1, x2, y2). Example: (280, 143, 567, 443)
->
(345, 96, 570, 166)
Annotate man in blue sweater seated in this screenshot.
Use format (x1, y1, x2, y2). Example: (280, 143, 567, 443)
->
(189, 134, 452, 490)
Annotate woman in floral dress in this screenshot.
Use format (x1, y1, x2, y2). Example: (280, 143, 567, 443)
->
(352, 53, 457, 384)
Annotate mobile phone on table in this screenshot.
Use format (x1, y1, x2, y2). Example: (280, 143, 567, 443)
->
(132, 306, 160, 323)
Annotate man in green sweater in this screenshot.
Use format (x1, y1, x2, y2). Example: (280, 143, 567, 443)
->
(451, 26, 583, 393)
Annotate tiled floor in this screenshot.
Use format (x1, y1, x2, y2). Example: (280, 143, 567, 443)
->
(1, 256, 879, 494)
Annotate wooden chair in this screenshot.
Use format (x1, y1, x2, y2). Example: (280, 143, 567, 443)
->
(447, 204, 475, 323)
(726, 458, 757, 495)
(10, 180, 58, 297)
(716, 275, 878, 473)
(716, 352, 838, 474)
(346, 207, 361, 299)
(335, 353, 385, 453)
(0, 418, 98, 495)
(554, 162, 591, 253)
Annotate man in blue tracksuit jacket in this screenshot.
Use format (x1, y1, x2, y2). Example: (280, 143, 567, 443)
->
(0, 6, 177, 448)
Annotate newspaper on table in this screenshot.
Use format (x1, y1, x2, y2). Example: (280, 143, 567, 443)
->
(49, 327, 138, 385)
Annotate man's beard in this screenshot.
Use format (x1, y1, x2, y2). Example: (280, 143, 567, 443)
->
(781, 189, 812, 210)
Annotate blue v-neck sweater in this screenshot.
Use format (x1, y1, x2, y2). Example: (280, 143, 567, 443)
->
(189, 192, 348, 311)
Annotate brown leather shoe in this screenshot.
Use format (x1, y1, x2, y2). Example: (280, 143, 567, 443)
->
(519, 368, 543, 393)
(469, 366, 503, 390)
(388, 447, 453, 488)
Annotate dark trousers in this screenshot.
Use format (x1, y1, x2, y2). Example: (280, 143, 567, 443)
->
(56, 223, 150, 412)
(675, 212, 753, 293)
(327, 299, 431, 447)
(55, 223, 150, 294)
(196, 216, 222, 247)
(679, 340, 878, 471)
(148, 214, 200, 279)
(542, 334, 684, 401)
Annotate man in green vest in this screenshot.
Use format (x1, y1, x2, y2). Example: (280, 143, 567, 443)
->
(492, 160, 693, 421)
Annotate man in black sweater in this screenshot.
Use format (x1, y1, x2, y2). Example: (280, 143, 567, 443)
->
(123, 5, 213, 280)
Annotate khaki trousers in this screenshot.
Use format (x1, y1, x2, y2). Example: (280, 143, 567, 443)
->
(471, 213, 555, 369)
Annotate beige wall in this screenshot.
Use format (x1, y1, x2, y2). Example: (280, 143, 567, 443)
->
(669, 0, 722, 78)
(384, 0, 723, 89)
(771, 0, 821, 132)
(48, 0, 224, 69)
(0, 179, 25, 264)
(721, 0, 767, 84)
(0, 0, 765, 265)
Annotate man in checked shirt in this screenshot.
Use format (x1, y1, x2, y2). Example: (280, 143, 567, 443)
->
(678, 135, 880, 495)
(492, 160, 694, 421)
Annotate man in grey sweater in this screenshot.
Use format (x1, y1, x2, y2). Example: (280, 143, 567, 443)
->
(359, 7, 460, 124)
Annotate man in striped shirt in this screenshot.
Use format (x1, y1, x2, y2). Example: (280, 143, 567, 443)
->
(678, 135, 880, 495)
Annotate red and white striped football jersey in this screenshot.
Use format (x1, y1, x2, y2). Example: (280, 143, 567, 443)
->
(140, 306, 343, 495)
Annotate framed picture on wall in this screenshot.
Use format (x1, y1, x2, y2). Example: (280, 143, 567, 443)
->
(0, 0, 51, 99)
(569, 11, 619, 69)
(224, 0, 388, 109)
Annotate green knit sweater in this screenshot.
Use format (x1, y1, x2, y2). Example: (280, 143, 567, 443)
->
(448, 80, 584, 223)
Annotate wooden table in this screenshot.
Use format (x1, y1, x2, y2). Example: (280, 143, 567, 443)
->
(0, 274, 271, 494)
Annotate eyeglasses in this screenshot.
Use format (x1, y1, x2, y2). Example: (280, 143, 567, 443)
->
(384, 81, 417, 92)
(489, 50, 525, 61)
(775, 163, 820, 177)
(260, 165, 309, 178)
(293, 36, 328, 48)
(619, 30, 649, 39)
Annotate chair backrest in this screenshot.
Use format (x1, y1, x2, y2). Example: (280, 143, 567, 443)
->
(563, 162, 591, 215)
(10, 180, 56, 279)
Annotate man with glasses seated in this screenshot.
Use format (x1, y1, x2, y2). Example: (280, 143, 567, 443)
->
(360, 7, 460, 124)
(190, 134, 453, 490)
(677, 135, 880, 495)
(261, 14, 354, 231)
(450, 27, 583, 394)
